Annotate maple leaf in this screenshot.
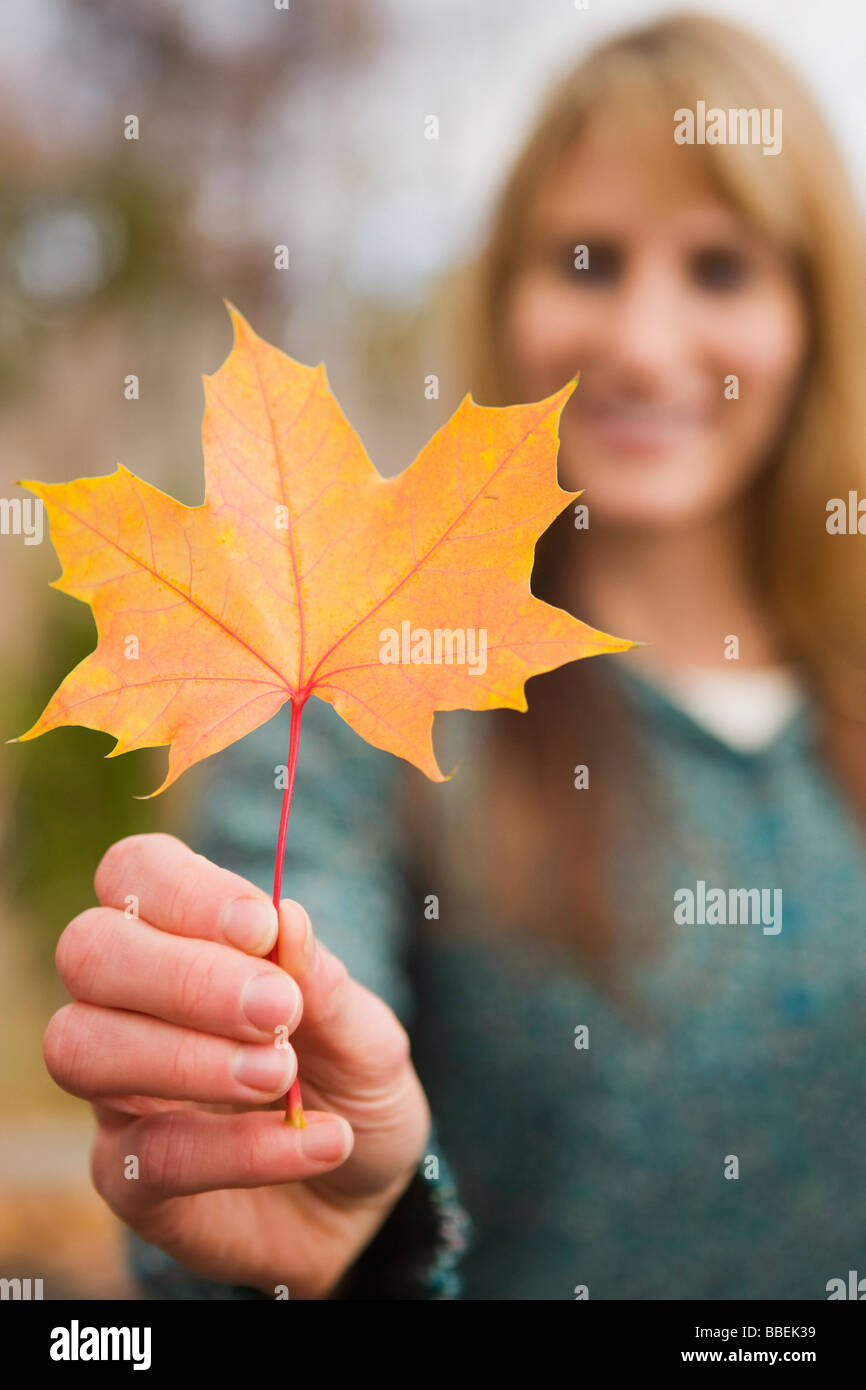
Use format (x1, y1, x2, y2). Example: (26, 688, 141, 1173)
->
(13, 305, 632, 794)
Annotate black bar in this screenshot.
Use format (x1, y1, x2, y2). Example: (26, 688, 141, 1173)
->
(1, 1297, 862, 1374)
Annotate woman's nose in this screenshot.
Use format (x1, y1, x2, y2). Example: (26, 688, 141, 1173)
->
(598, 261, 692, 384)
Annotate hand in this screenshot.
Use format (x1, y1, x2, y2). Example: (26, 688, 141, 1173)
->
(43, 833, 431, 1298)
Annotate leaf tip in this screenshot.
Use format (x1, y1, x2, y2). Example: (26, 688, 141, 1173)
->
(11, 719, 41, 743)
(132, 773, 171, 800)
(222, 299, 251, 343)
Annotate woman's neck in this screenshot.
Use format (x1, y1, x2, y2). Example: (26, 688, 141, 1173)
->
(571, 507, 784, 674)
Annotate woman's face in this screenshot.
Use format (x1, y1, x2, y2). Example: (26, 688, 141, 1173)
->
(501, 113, 809, 529)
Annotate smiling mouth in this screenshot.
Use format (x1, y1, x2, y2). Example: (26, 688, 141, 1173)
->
(576, 400, 708, 453)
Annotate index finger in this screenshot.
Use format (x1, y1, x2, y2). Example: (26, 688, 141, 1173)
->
(95, 833, 278, 956)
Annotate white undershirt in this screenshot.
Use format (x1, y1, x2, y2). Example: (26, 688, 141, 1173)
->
(638, 666, 806, 753)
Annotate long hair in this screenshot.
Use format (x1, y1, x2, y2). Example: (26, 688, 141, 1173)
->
(407, 13, 866, 984)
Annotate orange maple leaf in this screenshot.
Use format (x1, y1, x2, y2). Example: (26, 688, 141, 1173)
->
(14, 305, 632, 794)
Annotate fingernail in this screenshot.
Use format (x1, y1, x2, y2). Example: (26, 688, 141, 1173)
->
(299, 1119, 352, 1163)
(221, 898, 278, 953)
(240, 972, 300, 1032)
(233, 1043, 295, 1093)
(302, 911, 318, 972)
(280, 900, 317, 972)
(295, 903, 317, 972)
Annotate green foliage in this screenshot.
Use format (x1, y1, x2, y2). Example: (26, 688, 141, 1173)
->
(5, 607, 175, 968)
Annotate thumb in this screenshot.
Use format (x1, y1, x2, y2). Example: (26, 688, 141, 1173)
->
(275, 899, 402, 1082)
(275, 897, 318, 982)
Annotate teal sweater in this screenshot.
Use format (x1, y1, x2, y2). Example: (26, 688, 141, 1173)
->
(130, 660, 866, 1299)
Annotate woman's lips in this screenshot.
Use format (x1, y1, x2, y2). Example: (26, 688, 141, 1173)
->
(576, 402, 709, 454)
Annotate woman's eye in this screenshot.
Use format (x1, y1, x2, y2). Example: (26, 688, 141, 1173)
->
(690, 246, 751, 290)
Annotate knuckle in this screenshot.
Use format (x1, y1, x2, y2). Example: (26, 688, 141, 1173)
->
(162, 1028, 202, 1097)
(55, 908, 114, 994)
(90, 1123, 139, 1213)
(174, 947, 220, 1023)
(43, 1003, 87, 1090)
(137, 1111, 193, 1196)
(94, 834, 143, 901)
(94, 832, 187, 904)
(234, 1123, 271, 1185)
(89, 1129, 116, 1204)
(164, 860, 201, 934)
(370, 1009, 412, 1076)
(349, 998, 412, 1086)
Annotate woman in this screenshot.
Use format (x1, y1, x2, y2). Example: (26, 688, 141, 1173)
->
(43, 13, 866, 1299)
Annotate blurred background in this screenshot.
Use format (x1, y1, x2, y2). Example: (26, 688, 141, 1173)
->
(1, 0, 863, 1299)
